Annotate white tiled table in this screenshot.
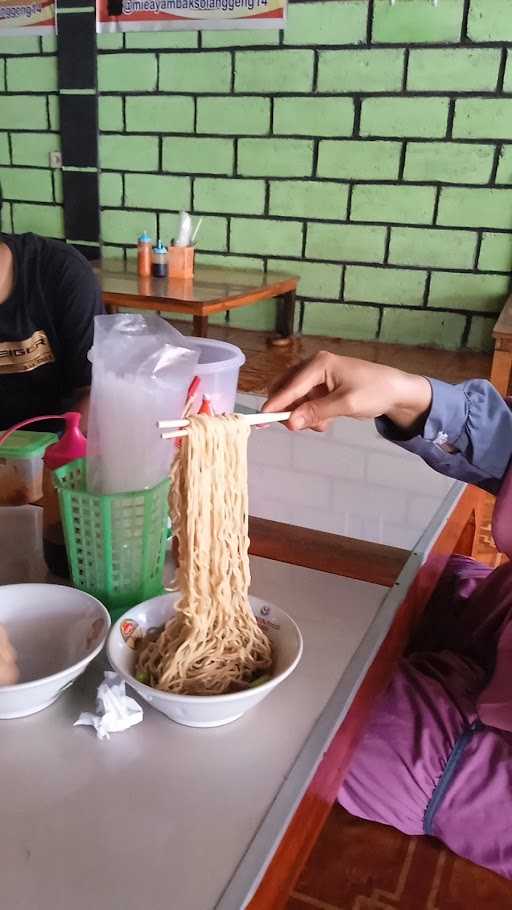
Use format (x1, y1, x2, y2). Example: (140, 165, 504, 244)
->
(1, 410, 484, 910)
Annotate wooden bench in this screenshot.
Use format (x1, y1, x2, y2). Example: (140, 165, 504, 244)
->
(491, 293, 512, 396)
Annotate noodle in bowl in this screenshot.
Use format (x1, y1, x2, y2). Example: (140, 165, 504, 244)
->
(107, 592, 303, 727)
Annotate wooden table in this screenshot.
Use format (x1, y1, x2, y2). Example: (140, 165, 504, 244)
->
(92, 259, 298, 342)
(1, 421, 485, 910)
(491, 292, 512, 396)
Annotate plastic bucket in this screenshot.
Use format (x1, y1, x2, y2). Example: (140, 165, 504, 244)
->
(53, 458, 169, 621)
(185, 338, 245, 414)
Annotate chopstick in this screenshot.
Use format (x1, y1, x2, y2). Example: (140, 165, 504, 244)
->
(158, 410, 291, 440)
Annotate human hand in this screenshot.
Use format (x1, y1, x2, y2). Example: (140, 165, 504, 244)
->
(262, 351, 432, 434)
(0, 624, 19, 686)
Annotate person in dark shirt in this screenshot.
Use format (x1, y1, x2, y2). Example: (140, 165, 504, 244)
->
(0, 207, 104, 431)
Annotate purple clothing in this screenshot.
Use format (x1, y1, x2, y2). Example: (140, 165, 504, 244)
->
(340, 379, 512, 878)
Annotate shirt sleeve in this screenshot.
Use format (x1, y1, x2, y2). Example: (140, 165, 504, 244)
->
(48, 246, 105, 392)
(375, 378, 512, 495)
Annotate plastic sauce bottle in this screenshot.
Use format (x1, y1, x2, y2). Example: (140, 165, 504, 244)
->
(151, 240, 168, 278)
(137, 231, 152, 278)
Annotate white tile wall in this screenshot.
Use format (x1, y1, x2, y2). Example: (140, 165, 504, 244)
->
(239, 394, 458, 552)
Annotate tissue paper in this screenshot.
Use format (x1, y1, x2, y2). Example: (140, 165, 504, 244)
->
(74, 671, 143, 740)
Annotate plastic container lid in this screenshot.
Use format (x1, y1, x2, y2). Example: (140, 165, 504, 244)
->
(153, 240, 167, 255)
(138, 231, 152, 244)
(0, 430, 58, 460)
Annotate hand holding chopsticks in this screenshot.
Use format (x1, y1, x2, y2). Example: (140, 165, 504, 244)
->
(158, 411, 291, 440)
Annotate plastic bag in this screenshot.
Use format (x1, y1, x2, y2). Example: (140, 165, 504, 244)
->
(86, 314, 198, 494)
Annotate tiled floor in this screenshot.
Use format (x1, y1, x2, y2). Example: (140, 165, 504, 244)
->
(178, 323, 508, 909)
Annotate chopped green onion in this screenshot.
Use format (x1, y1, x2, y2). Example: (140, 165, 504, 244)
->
(248, 674, 271, 689)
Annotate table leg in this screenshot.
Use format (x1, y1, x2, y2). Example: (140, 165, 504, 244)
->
(193, 315, 209, 337)
(490, 348, 512, 396)
(271, 291, 296, 347)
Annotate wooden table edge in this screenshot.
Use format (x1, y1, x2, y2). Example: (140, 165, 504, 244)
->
(241, 485, 484, 910)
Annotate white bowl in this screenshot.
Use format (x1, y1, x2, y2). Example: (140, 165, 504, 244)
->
(0, 584, 110, 719)
(107, 593, 303, 727)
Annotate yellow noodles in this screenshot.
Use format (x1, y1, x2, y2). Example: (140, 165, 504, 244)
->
(136, 414, 272, 695)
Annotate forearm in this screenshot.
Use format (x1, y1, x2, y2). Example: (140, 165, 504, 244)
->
(378, 379, 512, 494)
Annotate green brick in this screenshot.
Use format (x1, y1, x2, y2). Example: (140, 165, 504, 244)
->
(231, 218, 303, 257)
(98, 54, 157, 92)
(97, 34, 124, 50)
(453, 100, 512, 140)
(196, 253, 263, 271)
(318, 49, 404, 93)
(11, 132, 58, 167)
(53, 171, 63, 205)
(48, 96, 59, 131)
(0, 167, 53, 203)
(345, 266, 426, 307)
(479, 233, 512, 273)
(238, 139, 313, 177)
(318, 140, 401, 181)
(126, 96, 194, 134)
(404, 142, 494, 185)
(41, 35, 57, 53)
(161, 213, 227, 251)
(303, 302, 379, 340)
(160, 52, 230, 93)
(273, 98, 353, 138)
(438, 188, 512, 230)
(101, 244, 123, 259)
(270, 180, 348, 220)
(307, 223, 386, 264)
(380, 308, 465, 349)
(100, 135, 158, 172)
(468, 0, 512, 42)
(0, 96, 47, 130)
(0, 38, 39, 54)
(496, 145, 512, 185)
(428, 272, 508, 313)
(102, 209, 157, 246)
(351, 185, 436, 225)
(361, 98, 449, 138)
(163, 137, 233, 175)
(389, 228, 477, 270)
(202, 29, 279, 48)
(100, 172, 123, 208)
(125, 174, 190, 211)
(0, 133, 9, 165)
(194, 178, 265, 215)
(229, 300, 277, 331)
(284, 1, 367, 46)
(2, 202, 13, 233)
(125, 32, 197, 48)
(372, 0, 464, 44)
(99, 97, 123, 133)
(408, 48, 500, 92)
(13, 203, 64, 238)
(235, 50, 314, 94)
(505, 52, 512, 93)
(6, 56, 57, 92)
(268, 259, 342, 299)
(196, 98, 270, 136)
(467, 316, 495, 353)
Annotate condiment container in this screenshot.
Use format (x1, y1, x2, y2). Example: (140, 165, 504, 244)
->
(0, 431, 57, 506)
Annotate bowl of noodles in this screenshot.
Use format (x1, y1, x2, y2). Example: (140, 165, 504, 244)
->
(107, 592, 303, 727)
(0, 583, 110, 719)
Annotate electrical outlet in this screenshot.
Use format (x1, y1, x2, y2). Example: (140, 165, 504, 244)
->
(49, 151, 62, 169)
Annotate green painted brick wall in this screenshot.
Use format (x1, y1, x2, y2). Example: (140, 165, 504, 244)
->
(1, 0, 512, 350)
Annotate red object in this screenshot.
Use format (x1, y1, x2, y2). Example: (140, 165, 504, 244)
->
(198, 395, 214, 416)
(0, 412, 86, 469)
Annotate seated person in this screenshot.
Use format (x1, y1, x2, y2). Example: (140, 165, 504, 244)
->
(264, 351, 512, 880)
(0, 200, 104, 431)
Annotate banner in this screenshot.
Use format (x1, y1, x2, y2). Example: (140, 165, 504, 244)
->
(0, 0, 56, 34)
(97, 0, 286, 33)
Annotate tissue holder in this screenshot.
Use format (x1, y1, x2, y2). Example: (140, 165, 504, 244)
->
(168, 244, 195, 279)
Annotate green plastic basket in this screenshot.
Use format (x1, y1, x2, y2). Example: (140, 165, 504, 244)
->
(53, 458, 170, 621)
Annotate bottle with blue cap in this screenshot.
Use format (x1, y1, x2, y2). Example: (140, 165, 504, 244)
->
(137, 230, 152, 278)
(151, 239, 168, 278)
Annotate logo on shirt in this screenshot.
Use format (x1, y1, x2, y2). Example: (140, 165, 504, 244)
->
(0, 330, 55, 374)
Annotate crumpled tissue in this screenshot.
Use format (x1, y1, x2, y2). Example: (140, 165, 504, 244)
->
(74, 672, 143, 740)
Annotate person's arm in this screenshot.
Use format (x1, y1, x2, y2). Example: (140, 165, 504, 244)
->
(262, 352, 512, 494)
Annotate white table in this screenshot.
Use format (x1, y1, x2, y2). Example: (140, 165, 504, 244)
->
(0, 413, 484, 910)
